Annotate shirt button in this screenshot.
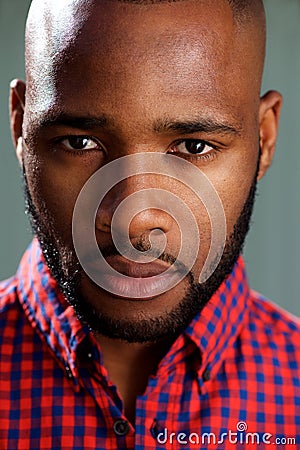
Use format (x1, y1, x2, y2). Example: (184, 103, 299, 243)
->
(202, 367, 211, 382)
(65, 364, 74, 380)
(150, 420, 159, 438)
(113, 419, 130, 436)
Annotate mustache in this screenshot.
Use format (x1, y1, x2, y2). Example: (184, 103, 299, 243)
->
(81, 237, 192, 278)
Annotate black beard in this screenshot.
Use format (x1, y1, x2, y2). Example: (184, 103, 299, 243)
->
(23, 160, 258, 344)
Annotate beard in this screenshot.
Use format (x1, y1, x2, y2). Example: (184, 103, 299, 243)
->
(23, 159, 258, 344)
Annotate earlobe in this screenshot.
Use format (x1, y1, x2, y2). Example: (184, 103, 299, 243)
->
(10, 79, 26, 164)
(16, 137, 24, 167)
(257, 90, 282, 180)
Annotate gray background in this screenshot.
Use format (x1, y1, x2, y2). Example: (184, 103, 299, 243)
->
(0, 0, 299, 316)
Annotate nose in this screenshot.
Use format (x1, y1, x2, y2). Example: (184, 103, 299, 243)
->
(95, 177, 174, 241)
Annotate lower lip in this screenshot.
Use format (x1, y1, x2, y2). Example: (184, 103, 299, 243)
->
(95, 272, 181, 299)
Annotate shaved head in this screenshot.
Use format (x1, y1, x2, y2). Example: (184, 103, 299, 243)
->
(25, 0, 266, 48)
(24, 0, 266, 122)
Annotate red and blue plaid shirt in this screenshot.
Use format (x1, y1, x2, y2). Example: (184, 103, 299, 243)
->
(0, 238, 299, 449)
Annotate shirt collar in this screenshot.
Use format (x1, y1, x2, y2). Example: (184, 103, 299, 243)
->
(16, 238, 89, 388)
(16, 239, 250, 390)
(185, 256, 250, 389)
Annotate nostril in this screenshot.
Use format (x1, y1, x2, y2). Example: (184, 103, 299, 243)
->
(149, 228, 166, 245)
(150, 228, 165, 236)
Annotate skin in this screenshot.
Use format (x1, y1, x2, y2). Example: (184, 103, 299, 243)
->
(10, 0, 282, 424)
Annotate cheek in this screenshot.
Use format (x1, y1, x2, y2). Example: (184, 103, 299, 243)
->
(186, 153, 257, 278)
(212, 150, 258, 235)
(25, 151, 103, 244)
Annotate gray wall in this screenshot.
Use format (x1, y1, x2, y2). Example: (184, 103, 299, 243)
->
(0, 0, 299, 316)
(0, 1, 32, 278)
(244, 0, 300, 316)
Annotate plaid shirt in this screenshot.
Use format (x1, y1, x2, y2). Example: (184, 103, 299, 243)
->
(0, 239, 299, 449)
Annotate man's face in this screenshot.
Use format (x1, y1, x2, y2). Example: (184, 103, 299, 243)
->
(13, 0, 277, 342)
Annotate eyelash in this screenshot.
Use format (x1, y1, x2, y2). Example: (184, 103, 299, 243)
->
(51, 135, 104, 157)
(52, 135, 220, 163)
(169, 139, 220, 163)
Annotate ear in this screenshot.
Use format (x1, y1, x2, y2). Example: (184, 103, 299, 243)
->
(10, 79, 26, 166)
(257, 90, 282, 181)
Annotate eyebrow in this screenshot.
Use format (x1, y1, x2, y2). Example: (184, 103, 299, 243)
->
(153, 117, 242, 136)
(34, 113, 111, 131)
(30, 112, 241, 138)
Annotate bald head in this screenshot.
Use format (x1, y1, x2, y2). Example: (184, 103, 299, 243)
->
(24, 0, 266, 117)
(25, 0, 266, 60)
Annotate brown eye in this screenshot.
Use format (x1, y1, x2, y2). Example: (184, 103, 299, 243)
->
(175, 140, 213, 155)
(61, 136, 101, 151)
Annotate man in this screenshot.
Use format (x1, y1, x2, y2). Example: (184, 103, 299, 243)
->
(0, 0, 299, 448)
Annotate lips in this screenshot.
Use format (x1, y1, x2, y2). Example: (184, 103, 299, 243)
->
(105, 255, 170, 278)
(85, 254, 181, 299)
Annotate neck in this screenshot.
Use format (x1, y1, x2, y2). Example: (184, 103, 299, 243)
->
(95, 333, 174, 425)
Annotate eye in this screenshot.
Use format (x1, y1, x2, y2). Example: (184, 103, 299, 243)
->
(173, 139, 215, 156)
(60, 136, 102, 152)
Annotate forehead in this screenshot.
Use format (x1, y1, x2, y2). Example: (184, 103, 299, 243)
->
(25, 0, 257, 126)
